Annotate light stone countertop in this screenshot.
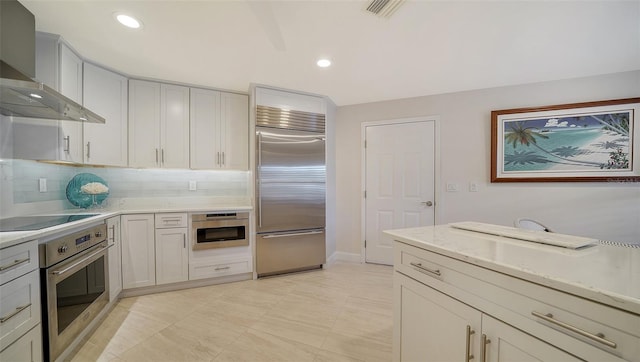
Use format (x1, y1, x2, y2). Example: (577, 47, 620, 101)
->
(384, 224, 640, 316)
(0, 199, 252, 249)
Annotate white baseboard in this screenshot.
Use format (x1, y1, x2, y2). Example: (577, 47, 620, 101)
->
(327, 251, 362, 264)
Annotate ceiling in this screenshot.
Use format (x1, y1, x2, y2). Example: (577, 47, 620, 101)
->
(20, 0, 640, 106)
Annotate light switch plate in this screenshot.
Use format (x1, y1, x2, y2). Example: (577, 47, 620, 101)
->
(469, 182, 479, 192)
(189, 180, 197, 191)
(39, 178, 47, 192)
(446, 183, 459, 192)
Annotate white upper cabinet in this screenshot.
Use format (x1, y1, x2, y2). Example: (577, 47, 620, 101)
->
(14, 33, 84, 162)
(58, 42, 84, 163)
(83, 63, 128, 166)
(190, 88, 248, 170)
(161, 84, 190, 168)
(220, 92, 249, 170)
(129, 80, 189, 168)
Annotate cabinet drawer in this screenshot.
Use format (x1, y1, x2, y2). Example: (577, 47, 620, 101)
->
(0, 269, 41, 352)
(0, 240, 38, 286)
(190, 257, 251, 280)
(155, 213, 187, 228)
(394, 241, 639, 361)
(0, 325, 42, 360)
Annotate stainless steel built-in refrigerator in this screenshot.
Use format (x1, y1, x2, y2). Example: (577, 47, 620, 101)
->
(255, 105, 326, 277)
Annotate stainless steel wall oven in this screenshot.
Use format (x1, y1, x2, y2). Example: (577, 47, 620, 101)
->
(39, 223, 108, 361)
(191, 212, 249, 250)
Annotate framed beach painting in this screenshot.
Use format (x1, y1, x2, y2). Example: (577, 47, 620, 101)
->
(491, 98, 640, 182)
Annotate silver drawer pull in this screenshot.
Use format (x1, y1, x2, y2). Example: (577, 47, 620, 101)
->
(531, 311, 617, 349)
(0, 303, 32, 323)
(0, 257, 30, 272)
(215, 266, 231, 271)
(409, 261, 441, 277)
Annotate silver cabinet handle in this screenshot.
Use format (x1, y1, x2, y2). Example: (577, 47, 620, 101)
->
(162, 149, 165, 164)
(215, 266, 230, 271)
(183, 234, 186, 249)
(481, 334, 490, 362)
(222, 151, 225, 166)
(0, 257, 30, 272)
(86, 141, 91, 159)
(156, 148, 159, 164)
(109, 225, 116, 244)
(0, 303, 31, 324)
(217, 152, 221, 166)
(531, 311, 617, 348)
(466, 325, 475, 362)
(63, 136, 70, 153)
(262, 230, 324, 239)
(409, 261, 441, 277)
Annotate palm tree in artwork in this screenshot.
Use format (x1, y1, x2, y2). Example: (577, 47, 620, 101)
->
(504, 121, 602, 167)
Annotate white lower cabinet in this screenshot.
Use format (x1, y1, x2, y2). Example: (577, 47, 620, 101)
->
(107, 216, 122, 301)
(189, 256, 251, 281)
(155, 227, 188, 285)
(0, 239, 42, 360)
(394, 241, 637, 362)
(396, 273, 579, 362)
(121, 213, 190, 289)
(0, 325, 42, 362)
(121, 214, 156, 289)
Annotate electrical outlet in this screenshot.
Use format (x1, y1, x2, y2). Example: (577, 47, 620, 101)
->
(189, 180, 197, 191)
(39, 178, 47, 192)
(469, 181, 479, 192)
(446, 183, 459, 192)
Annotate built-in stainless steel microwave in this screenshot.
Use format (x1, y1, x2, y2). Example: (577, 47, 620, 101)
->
(191, 212, 249, 250)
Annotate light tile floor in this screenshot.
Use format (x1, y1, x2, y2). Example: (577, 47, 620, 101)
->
(69, 262, 393, 362)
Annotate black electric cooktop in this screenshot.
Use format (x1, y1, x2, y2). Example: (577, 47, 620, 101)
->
(0, 214, 99, 232)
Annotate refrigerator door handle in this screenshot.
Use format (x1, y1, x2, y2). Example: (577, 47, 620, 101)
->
(257, 132, 263, 228)
(262, 230, 324, 239)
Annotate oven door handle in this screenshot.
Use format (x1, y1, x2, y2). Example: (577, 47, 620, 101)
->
(51, 244, 108, 276)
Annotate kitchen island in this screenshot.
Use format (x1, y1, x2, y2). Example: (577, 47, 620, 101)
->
(385, 224, 639, 362)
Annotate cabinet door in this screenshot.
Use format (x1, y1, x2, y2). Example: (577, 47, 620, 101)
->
(58, 43, 83, 163)
(220, 92, 248, 170)
(107, 216, 122, 301)
(0, 326, 42, 362)
(189, 88, 221, 169)
(160, 84, 190, 168)
(129, 80, 161, 168)
(83, 63, 128, 166)
(155, 228, 188, 285)
(121, 214, 155, 289)
(395, 273, 481, 362)
(482, 315, 582, 362)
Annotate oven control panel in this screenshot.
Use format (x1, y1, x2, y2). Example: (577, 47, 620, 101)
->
(39, 223, 108, 267)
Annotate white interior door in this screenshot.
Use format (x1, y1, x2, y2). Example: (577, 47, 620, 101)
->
(365, 121, 435, 265)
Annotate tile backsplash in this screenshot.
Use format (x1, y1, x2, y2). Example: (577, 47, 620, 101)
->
(1, 159, 250, 216)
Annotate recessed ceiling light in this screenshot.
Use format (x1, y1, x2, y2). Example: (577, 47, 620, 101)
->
(317, 59, 331, 68)
(115, 13, 143, 29)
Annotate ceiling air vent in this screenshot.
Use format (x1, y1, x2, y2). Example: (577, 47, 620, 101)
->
(365, 0, 405, 18)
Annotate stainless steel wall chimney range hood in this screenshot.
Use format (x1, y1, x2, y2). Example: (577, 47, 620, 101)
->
(0, 0, 105, 123)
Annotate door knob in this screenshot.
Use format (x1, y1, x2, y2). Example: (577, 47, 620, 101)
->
(421, 201, 433, 207)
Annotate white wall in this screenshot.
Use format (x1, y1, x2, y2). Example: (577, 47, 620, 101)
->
(335, 71, 640, 255)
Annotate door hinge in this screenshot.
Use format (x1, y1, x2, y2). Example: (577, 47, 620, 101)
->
(364, 240, 367, 248)
(364, 140, 367, 148)
(364, 190, 367, 198)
